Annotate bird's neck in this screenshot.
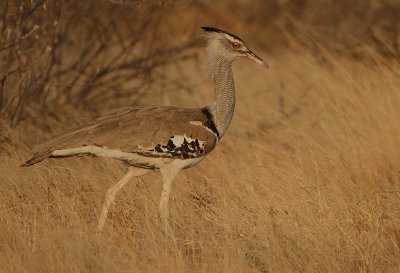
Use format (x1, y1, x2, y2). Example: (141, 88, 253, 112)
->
(206, 53, 235, 138)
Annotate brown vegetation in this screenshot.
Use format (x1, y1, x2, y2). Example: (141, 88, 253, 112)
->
(1, 0, 400, 272)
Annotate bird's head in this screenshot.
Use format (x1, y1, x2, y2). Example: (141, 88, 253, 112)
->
(201, 26, 268, 68)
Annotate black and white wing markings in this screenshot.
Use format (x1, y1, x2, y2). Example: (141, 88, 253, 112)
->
(138, 134, 206, 159)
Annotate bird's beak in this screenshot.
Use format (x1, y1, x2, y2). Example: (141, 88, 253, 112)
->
(246, 50, 269, 69)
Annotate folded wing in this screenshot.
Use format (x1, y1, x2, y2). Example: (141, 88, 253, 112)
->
(22, 106, 219, 166)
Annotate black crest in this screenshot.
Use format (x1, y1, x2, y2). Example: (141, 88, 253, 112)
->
(201, 26, 243, 42)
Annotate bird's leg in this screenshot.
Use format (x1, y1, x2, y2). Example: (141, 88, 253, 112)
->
(159, 165, 180, 235)
(98, 167, 149, 231)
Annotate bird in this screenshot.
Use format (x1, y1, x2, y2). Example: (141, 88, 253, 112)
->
(21, 27, 268, 232)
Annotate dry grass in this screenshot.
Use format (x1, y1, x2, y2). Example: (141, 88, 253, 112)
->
(1, 1, 400, 272)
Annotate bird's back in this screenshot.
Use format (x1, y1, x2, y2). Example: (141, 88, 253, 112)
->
(22, 106, 219, 166)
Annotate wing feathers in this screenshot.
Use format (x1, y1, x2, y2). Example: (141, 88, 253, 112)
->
(23, 106, 218, 165)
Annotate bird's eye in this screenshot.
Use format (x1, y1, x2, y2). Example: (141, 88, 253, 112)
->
(232, 43, 240, 49)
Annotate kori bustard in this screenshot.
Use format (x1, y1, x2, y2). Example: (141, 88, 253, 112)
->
(22, 27, 267, 231)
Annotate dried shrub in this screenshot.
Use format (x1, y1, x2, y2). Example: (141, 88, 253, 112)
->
(0, 0, 199, 126)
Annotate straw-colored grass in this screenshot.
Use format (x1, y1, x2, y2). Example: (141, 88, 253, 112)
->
(2, 0, 400, 271)
(1, 46, 400, 272)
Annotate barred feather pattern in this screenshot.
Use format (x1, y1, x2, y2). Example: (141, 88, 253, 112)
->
(205, 48, 236, 138)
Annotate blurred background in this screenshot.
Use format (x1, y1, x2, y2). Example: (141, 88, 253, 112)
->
(1, 1, 400, 272)
(1, 0, 399, 126)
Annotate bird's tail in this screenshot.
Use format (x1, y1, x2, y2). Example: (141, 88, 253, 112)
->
(20, 153, 48, 167)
